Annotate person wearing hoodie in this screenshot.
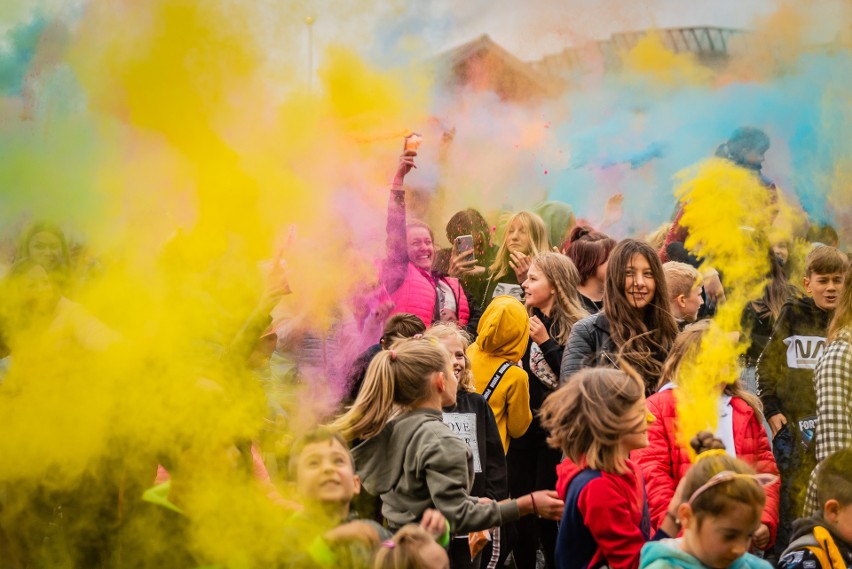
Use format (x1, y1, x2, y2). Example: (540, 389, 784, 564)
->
(639, 450, 775, 569)
(779, 449, 852, 569)
(467, 295, 533, 452)
(539, 368, 683, 569)
(426, 322, 511, 569)
(633, 321, 780, 552)
(756, 245, 848, 553)
(330, 338, 563, 536)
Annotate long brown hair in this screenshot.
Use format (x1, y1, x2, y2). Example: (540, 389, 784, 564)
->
(752, 250, 796, 321)
(604, 239, 679, 389)
(527, 252, 589, 345)
(540, 368, 645, 474)
(329, 338, 450, 441)
(828, 266, 852, 341)
(489, 211, 550, 281)
(658, 320, 763, 419)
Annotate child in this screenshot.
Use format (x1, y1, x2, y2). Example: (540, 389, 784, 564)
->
(511, 252, 589, 569)
(467, 295, 532, 452)
(639, 450, 776, 569)
(561, 239, 679, 393)
(662, 262, 704, 328)
(374, 524, 450, 569)
(633, 321, 780, 551)
(756, 245, 848, 552)
(330, 338, 563, 535)
(288, 429, 448, 568)
(564, 226, 616, 315)
(539, 368, 682, 569)
(780, 449, 852, 569)
(425, 323, 509, 569)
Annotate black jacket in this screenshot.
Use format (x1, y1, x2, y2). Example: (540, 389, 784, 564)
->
(559, 312, 618, 383)
(442, 390, 509, 501)
(757, 296, 831, 425)
(513, 309, 565, 449)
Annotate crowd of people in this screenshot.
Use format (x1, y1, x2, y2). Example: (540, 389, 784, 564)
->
(1, 127, 851, 569)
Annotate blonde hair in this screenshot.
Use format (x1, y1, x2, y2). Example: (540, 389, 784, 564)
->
(489, 211, 550, 281)
(663, 261, 701, 301)
(645, 222, 671, 253)
(528, 252, 589, 345)
(683, 453, 766, 524)
(329, 338, 450, 441)
(373, 525, 445, 569)
(657, 320, 763, 419)
(539, 368, 645, 474)
(424, 322, 475, 392)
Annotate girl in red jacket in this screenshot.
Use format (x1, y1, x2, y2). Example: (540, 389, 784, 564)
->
(539, 368, 684, 569)
(633, 320, 780, 551)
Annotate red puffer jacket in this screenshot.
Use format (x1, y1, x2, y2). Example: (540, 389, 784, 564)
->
(632, 388, 780, 549)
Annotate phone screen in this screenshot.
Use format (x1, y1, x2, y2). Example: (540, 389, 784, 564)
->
(455, 235, 475, 262)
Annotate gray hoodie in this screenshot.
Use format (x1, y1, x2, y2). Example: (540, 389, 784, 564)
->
(351, 408, 520, 533)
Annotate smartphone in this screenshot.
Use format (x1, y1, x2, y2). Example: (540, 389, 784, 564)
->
(454, 235, 475, 263)
(404, 132, 422, 152)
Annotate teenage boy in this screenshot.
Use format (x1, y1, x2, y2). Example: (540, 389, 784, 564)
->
(662, 261, 704, 327)
(757, 246, 848, 555)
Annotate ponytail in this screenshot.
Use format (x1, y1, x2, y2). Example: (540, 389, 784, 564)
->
(330, 338, 450, 442)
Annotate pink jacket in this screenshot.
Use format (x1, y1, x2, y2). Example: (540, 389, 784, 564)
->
(389, 263, 470, 326)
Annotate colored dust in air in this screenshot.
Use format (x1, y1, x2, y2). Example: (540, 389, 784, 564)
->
(0, 0, 430, 567)
(672, 158, 796, 458)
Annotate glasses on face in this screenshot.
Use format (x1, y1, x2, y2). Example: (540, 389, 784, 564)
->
(687, 471, 778, 505)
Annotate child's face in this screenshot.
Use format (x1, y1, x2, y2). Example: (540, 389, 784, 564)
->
(619, 397, 653, 453)
(805, 271, 844, 311)
(678, 285, 704, 323)
(438, 336, 466, 381)
(522, 263, 555, 311)
(624, 253, 656, 310)
(683, 502, 760, 569)
(295, 439, 360, 507)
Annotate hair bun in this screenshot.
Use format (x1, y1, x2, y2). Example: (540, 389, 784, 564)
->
(568, 225, 593, 243)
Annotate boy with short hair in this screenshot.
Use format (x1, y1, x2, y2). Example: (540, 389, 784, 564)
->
(662, 261, 704, 327)
(779, 449, 852, 569)
(757, 246, 849, 555)
(288, 429, 449, 567)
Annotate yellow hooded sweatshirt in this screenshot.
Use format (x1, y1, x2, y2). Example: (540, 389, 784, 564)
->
(467, 295, 532, 452)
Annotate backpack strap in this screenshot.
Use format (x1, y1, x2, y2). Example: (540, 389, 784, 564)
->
(482, 362, 512, 402)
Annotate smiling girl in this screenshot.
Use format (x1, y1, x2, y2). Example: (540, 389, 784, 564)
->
(560, 239, 679, 393)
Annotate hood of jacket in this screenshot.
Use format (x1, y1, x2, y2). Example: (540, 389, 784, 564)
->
(640, 539, 769, 569)
(350, 409, 443, 497)
(475, 295, 529, 361)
